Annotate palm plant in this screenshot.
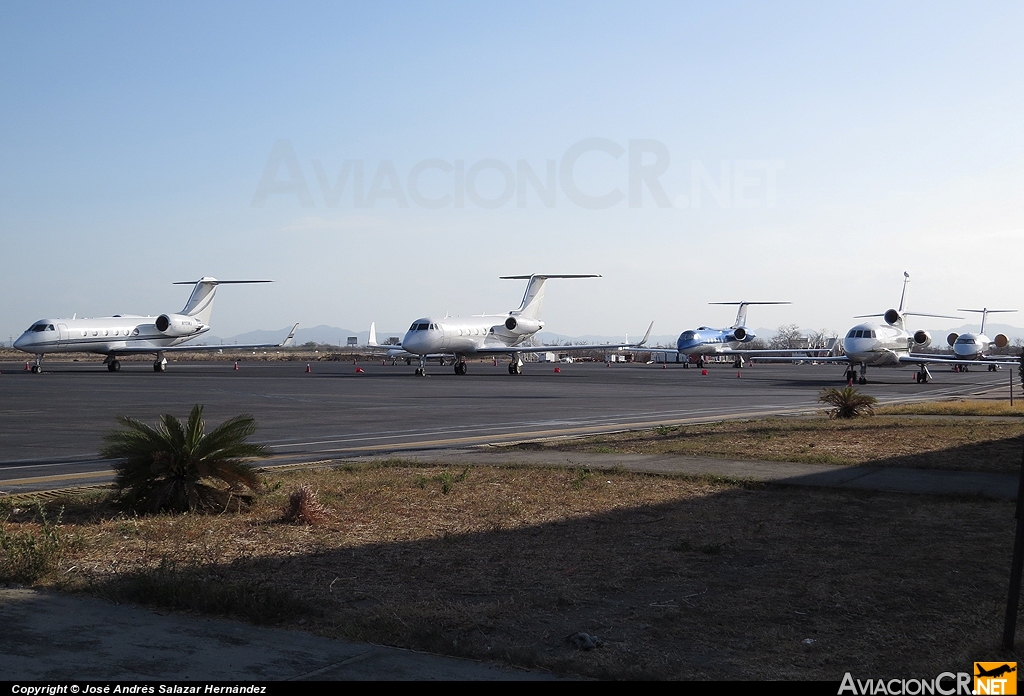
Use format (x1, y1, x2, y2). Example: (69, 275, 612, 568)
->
(818, 387, 877, 419)
(101, 405, 267, 513)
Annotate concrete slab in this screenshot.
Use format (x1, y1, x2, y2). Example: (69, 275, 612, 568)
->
(0, 589, 557, 681)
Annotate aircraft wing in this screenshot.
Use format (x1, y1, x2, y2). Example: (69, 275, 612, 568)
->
(477, 322, 655, 355)
(112, 323, 299, 355)
(898, 354, 1021, 367)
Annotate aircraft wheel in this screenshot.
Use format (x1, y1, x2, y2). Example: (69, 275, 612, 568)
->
(858, 377, 866, 385)
(31, 365, 40, 374)
(508, 363, 515, 375)
(108, 360, 121, 372)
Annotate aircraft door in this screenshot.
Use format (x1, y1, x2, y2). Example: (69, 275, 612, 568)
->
(439, 325, 451, 350)
(57, 324, 69, 345)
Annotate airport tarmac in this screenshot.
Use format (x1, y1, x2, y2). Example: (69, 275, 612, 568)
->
(0, 359, 1013, 494)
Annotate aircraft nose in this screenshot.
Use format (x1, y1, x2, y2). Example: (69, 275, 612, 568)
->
(13, 332, 29, 350)
(402, 331, 423, 353)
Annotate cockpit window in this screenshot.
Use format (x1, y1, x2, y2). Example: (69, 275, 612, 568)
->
(956, 337, 977, 344)
(31, 323, 54, 332)
(680, 331, 696, 341)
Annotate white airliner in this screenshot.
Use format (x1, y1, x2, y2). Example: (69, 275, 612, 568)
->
(369, 274, 652, 375)
(13, 277, 298, 373)
(945, 308, 1017, 370)
(816, 273, 1017, 384)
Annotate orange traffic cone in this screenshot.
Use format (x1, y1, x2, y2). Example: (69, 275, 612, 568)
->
(233, 362, 239, 370)
(305, 364, 311, 373)
(356, 367, 364, 373)
(701, 369, 708, 375)
(737, 371, 741, 378)
(554, 367, 561, 373)
(24, 362, 30, 371)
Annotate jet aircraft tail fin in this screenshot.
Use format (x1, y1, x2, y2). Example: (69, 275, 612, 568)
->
(173, 278, 273, 326)
(501, 274, 601, 319)
(368, 322, 378, 346)
(708, 301, 791, 329)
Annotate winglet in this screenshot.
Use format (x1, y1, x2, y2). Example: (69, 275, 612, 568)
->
(636, 321, 653, 347)
(368, 322, 378, 347)
(280, 323, 299, 347)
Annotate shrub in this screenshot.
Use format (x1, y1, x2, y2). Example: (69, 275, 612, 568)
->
(101, 405, 267, 514)
(819, 387, 877, 419)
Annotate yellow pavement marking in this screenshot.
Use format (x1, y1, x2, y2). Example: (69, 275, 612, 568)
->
(2, 406, 812, 490)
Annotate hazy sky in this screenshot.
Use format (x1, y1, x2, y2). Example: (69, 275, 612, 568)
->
(1, 1, 1021, 342)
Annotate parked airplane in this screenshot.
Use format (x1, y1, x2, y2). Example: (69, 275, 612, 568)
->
(945, 308, 1017, 370)
(811, 273, 1018, 384)
(370, 274, 652, 375)
(637, 301, 793, 368)
(13, 277, 298, 373)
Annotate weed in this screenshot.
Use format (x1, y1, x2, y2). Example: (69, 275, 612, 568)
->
(0, 505, 72, 584)
(434, 467, 471, 495)
(654, 425, 679, 436)
(281, 485, 330, 525)
(570, 467, 593, 491)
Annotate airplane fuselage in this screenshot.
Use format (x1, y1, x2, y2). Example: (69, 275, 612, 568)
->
(14, 316, 209, 356)
(842, 322, 915, 366)
(675, 327, 753, 355)
(951, 332, 993, 360)
(401, 315, 542, 356)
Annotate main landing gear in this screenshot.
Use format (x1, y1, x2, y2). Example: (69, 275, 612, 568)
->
(508, 355, 523, 375)
(106, 359, 121, 372)
(914, 366, 933, 384)
(153, 354, 167, 373)
(454, 358, 468, 375)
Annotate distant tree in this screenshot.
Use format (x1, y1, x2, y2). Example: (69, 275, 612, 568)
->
(744, 337, 769, 350)
(769, 324, 803, 350)
(385, 336, 401, 346)
(302, 341, 317, 348)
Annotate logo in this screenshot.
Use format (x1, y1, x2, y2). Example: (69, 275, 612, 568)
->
(975, 663, 1017, 695)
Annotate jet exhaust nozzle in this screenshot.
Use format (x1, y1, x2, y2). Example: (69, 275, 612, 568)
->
(947, 333, 959, 347)
(995, 334, 1010, 349)
(913, 330, 932, 347)
(884, 309, 901, 325)
(156, 313, 202, 337)
(504, 316, 543, 334)
(732, 327, 747, 341)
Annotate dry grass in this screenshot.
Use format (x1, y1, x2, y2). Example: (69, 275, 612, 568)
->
(514, 416, 1024, 474)
(876, 399, 1024, 417)
(281, 485, 330, 525)
(2, 462, 1021, 679)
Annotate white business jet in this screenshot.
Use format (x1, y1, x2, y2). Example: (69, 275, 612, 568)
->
(945, 308, 1017, 370)
(826, 273, 1019, 384)
(13, 277, 298, 373)
(369, 274, 652, 375)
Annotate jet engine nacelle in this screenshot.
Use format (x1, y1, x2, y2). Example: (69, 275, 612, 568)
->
(946, 332, 959, 347)
(913, 330, 932, 347)
(155, 313, 203, 337)
(995, 334, 1010, 348)
(504, 316, 543, 334)
(884, 309, 901, 325)
(731, 327, 747, 341)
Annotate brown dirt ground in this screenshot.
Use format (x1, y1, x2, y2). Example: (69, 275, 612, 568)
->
(4, 463, 1022, 680)
(511, 417, 1024, 474)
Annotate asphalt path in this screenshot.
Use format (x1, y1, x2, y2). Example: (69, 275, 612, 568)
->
(0, 358, 1014, 494)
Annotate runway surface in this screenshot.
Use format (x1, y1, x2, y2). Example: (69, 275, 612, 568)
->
(0, 359, 1013, 494)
